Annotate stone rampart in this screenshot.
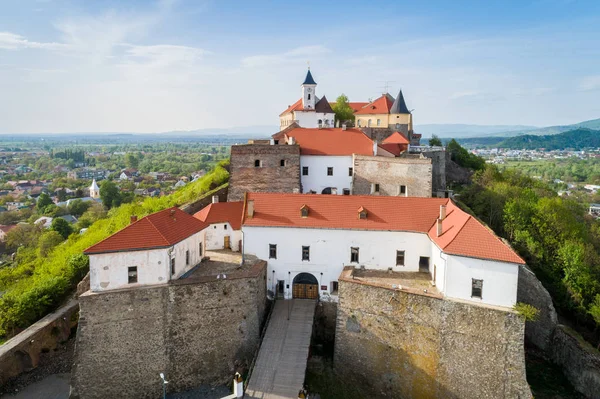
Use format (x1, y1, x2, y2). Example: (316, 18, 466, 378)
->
(334, 273, 531, 399)
(0, 299, 79, 386)
(70, 261, 267, 399)
(179, 183, 229, 214)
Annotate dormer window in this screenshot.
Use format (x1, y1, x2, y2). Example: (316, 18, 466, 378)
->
(358, 206, 367, 220)
(300, 204, 309, 218)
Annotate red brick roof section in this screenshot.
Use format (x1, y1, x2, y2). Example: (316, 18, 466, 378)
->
(354, 94, 394, 115)
(193, 201, 244, 230)
(279, 98, 304, 116)
(282, 127, 376, 156)
(243, 193, 525, 265)
(84, 207, 208, 255)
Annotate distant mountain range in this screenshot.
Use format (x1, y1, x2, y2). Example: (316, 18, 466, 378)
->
(416, 118, 600, 138)
(495, 128, 600, 150)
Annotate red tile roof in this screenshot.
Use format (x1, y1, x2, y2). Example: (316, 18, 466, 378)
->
(382, 132, 410, 145)
(242, 193, 525, 265)
(280, 98, 304, 116)
(84, 207, 208, 255)
(330, 102, 370, 112)
(194, 201, 244, 230)
(354, 94, 394, 115)
(280, 127, 375, 156)
(379, 132, 410, 156)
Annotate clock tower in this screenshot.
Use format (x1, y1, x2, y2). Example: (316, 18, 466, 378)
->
(301, 68, 317, 110)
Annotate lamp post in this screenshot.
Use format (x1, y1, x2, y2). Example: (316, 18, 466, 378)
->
(160, 372, 168, 399)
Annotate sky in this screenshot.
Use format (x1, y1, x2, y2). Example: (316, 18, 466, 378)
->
(0, 0, 599, 133)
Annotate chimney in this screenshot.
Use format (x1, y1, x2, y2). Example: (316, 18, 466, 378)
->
(373, 140, 378, 156)
(212, 195, 219, 204)
(436, 218, 443, 237)
(130, 215, 138, 224)
(440, 205, 446, 220)
(247, 200, 255, 218)
(342, 124, 347, 131)
(170, 209, 176, 217)
(288, 137, 296, 145)
(292, 188, 300, 194)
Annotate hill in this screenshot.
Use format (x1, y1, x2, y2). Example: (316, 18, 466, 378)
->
(496, 128, 600, 150)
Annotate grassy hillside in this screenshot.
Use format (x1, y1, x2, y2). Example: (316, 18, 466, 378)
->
(0, 162, 229, 338)
(496, 128, 600, 150)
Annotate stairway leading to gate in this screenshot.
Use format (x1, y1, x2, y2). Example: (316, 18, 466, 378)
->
(245, 299, 316, 399)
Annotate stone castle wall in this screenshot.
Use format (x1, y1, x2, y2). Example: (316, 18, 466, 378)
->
(70, 262, 267, 399)
(228, 144, 300, 201)
(334, 277, 532, 399)
(421, 151, 447, 195)
(352, 155, 432, 197)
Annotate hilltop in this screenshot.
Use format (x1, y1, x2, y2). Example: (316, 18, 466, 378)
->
(495, 128, 600, 150)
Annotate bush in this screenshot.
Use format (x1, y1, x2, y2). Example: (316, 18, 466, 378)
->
(514, 302, 540, 321)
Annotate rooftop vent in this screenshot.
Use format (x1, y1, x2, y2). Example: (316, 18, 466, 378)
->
(358, 206, 367, 220)
(440, 204, 446, 220)
(130, 215, 138, 224)
(436, 218, 443, 237)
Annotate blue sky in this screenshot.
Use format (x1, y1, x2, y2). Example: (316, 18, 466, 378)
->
(0, 0, 599, 133)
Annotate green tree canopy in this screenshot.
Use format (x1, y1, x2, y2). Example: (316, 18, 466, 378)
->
(446, 139, 485, 171)
(100, 180, 121, 209)
(38, 231, 64, 257)
(50, 217, 73, 239)
(68, 199, 91, 217)
(332, 94, 355, 125)
(36, 193, 53, 210)
(429, 135, 443, 147)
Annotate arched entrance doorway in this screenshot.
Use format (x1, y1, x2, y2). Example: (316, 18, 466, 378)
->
(321, 187, 333, 195)
(292, 273, 319, 299)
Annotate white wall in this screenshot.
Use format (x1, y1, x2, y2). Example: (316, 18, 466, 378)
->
(243, 226, 432, 299)
(294, 111, 335, 128)
(301, 155, 353, 194)
(204, 223, 242, 251)
(430, 242, 447, 291)
(89, 230, 205, 292)
(444, 255, 519, 308)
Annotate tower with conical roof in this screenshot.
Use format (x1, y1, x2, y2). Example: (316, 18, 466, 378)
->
(90, 179, 100, 199)
(301, 68, 317, 110)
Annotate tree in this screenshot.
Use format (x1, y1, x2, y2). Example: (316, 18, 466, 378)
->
(68, 199, 91, 217)
(6, 224, 43, 250)
(332, 94, 355, 125)
(50, 217, 73, 239)
(36, 193, 53, 211)
(429, 135, 442, 147)
(57, 189, 67, 202)
(100, 180, 121, 209)
(125, 153, 139, 169)
(38, 231, 64, 257)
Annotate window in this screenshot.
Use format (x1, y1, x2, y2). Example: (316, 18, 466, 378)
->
(396, 250, 405, 266)
(308, 94, 311, 100)
(274, 139, 279, 144)
(269, 244, 277, 259)
(472, 279, 483, 298)
(358, 207, 367, 219)
(375, 184, 380, 193)
(396, 123, 400, 129)
(350, 247, 359, 263)
(348, 167, 353, 176)
(318, 119, 323, 126)
(224, 224, 228, 230)
(400, 185, 407, 196)
(377, 119, 381, 126)
(171, 257, 176, 274)
(186, 250, 190, 265)
(214, 225, 217, 229)
(302, 166, 309, 176)
(327, 167, 333, 176)
(343, 189, 350, 195)
(331, 281, 339, 294)
(300, 205, 309, 218)
(254, 159, 261, 167)
(199, 242, 203, 257)
(302, 246, 310, 261)
(128, 266, 138, 284)
(368, 119, 372, 127)
(357, 119, 362, 127)
(280, 159, 286, 167)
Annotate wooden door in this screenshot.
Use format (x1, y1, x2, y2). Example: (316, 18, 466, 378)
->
(293, 283, 318, 299)
(224, 235, 231, 249)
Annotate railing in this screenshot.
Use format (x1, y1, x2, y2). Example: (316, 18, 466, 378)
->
(409, 146, 445, 153)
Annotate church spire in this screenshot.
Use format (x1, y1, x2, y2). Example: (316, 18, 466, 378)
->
(302, 68, 317, 85)
(301, 68, 317, 109)
(390, 89, 410, 114)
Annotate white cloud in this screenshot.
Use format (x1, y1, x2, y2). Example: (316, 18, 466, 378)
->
(0, 32, 67, 50)
(241, 45, 331, 68)
(579, 75, 600, 91)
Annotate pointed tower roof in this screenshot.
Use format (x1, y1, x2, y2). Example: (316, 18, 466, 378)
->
(390, 90, 410, 114)
(90, 179, 99, 191)
(302, 69, 317, 85)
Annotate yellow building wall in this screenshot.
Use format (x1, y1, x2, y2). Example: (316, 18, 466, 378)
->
(279, 113, 294, 129)
(356, 113, 412, 130)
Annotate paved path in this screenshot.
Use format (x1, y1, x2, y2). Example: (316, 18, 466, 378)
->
(245, 299, 316, 399)
(0, 373, 70, 399)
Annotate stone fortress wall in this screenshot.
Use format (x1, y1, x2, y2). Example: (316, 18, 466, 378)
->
(334, 270, 532, 399)
(70, 261, 267, 399)
(228, 144, 301, 201)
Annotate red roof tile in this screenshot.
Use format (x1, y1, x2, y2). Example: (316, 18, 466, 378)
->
(280, 98, 304, 116)
(243, 193, 525, 265)
(382, 132, 410, 145)
(84, 207, 208, 255)
(354, 94, 394, 115)
(194, 201, 244, 230)
(330, 102, 370, 112)
(282, 127, 375, 156)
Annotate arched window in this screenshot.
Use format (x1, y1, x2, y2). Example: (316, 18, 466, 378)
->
(368, 119, 372, 127)
(377, 119, 381, 126)
(357, 119, 362, 127)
